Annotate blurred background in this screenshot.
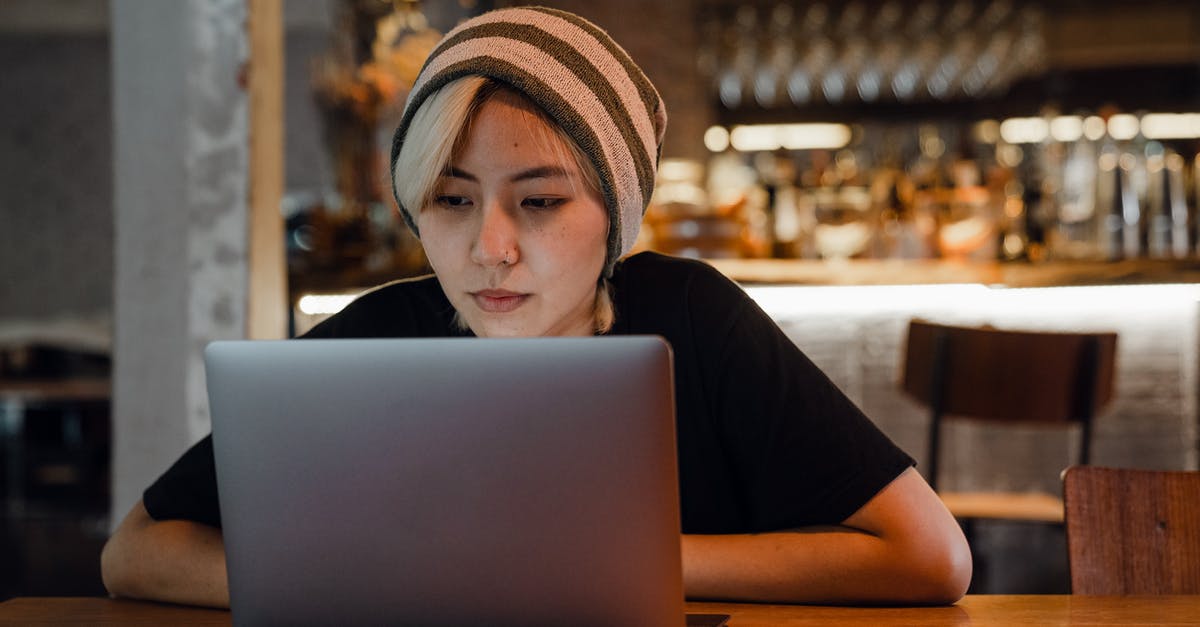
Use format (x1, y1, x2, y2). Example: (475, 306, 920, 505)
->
(2, 0, 1198, 600)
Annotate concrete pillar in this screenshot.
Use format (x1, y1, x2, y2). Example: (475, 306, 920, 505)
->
(110, 0, 283, 522)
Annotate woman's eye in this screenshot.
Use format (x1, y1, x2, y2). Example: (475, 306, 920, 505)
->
(435, 195, 472, 209)
(523, 197, 566, 210)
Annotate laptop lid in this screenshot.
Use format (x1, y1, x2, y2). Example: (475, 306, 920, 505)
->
(206, 336, 685, 627)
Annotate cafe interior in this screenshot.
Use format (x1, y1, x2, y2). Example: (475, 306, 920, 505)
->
(2, 0, 1199, 619)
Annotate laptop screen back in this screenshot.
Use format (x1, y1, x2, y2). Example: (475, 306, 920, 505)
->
(206, 336, 684, 627)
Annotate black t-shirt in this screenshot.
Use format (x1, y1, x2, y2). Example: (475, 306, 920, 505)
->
(144, 251, 913, 534)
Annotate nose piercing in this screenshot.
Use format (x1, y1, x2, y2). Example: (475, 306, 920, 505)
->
(501, 251, 513, 265)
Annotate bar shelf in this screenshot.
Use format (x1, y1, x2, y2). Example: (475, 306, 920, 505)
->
(706, 258, 1200, 288)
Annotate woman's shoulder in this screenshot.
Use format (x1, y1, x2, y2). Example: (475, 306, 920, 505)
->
(352, 272, 445, 305)
(615, 251, 745, 298)
(616, 250, 730, 281)
(612, 251, 754, 340)
(303, 273, 455, 338)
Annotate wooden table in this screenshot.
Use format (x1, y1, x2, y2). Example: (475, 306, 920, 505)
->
(2, 595, 1199, 625)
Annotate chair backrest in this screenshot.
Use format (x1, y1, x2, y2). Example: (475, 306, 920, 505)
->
(901, 319, 1118, 489)
(1063, 466, 1200, 594)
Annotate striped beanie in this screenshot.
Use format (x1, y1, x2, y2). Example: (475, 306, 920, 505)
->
(389, 6, 668, 276)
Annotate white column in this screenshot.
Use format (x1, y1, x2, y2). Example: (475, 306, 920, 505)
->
(110, 0, 283, 522)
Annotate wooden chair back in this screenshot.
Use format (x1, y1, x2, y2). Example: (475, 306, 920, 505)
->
(901, 319, 1117, 491)
(1063, 466, 1200, 594)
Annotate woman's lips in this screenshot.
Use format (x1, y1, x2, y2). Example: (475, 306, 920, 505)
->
(471, 289, 529, 313)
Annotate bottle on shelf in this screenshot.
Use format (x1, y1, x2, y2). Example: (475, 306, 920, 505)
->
(807, 150, 875, 260)
(1097, 145, 1141, 261)
(1052, 128, 1100, 260)
(996, 178, 1029, 262)
(693, 110, 1200, 264)
(1192, 148, 1200, 255)
(756, 151, 803, 258)
(935, 149, 997, 261)
(873, 168, 933, 259)
(1145, 148, 1189, 259)
(1021, 178, 1050, 263)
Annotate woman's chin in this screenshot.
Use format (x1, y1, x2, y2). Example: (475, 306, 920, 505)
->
(466, 317, 533, 338)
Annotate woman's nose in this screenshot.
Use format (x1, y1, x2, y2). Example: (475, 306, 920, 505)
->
(471, 202, 520, 267)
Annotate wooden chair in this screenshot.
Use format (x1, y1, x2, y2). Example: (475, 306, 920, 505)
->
(900, 319, 1118, 523)
(1063, 466, 1200, 594)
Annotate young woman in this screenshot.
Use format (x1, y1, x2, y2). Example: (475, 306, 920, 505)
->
(102, 6, 971, 608)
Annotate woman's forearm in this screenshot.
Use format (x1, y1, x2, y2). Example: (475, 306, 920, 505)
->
(682, 526, 963, 604)
(101, 500, 230, 609)
(682, 469, 972, 605)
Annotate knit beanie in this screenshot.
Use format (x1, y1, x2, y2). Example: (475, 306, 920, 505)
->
(389, 6, 668, 276)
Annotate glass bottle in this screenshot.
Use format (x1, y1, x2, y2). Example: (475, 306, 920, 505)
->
(874, 170, 932, 259)
(1054, 131, 1100, 259)
(1151, 149, 1189, 259)
(1098, 148, 1140, 261)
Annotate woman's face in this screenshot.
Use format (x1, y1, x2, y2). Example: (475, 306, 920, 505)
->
(417, 90, 609, 338)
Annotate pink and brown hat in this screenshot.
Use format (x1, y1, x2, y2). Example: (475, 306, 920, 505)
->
(389, 6, 668, 276)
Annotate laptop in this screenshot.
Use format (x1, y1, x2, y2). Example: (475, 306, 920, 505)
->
(206, 336, 722, 627)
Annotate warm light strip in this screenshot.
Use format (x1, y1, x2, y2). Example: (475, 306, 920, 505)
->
(1049, 116, 1083, 142)
(999, 117, 1048, 144)
(1141, 113, 1200, 140)
(1107, 114, 1140, 141)
(722, 112, 1200, 153)
(301, 284, 1200, 319)
(297, 293, 359, 315)
(745, 283, 1200, 319)
(993, 113, 1200, 144)
(704, 125, 730, 152)
(727, 123, 852, 152)
(745, 284, 990, 316)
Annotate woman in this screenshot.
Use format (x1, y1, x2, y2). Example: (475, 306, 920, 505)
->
(102, 6, 971, 608)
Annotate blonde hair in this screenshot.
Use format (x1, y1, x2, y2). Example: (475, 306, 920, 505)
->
(393, 76, 615, 334)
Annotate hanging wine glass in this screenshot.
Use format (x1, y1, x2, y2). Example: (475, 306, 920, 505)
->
(927, 33, 975, 100)
(979, 0, 1015, 30)
(941, 0, 976, 34)
(787, 67, 814, 106)
(754, 2, 797, 108)
(859, 37, 902, 102)
(804, 36, 836, 87)
(800, 2, 831, 35)
(706, 0, 1047, 108)
(872, 0, 904, 33)
(825, 36, 868, 104)
(835, 1, 868, 38)
(907, 0, 941, 37)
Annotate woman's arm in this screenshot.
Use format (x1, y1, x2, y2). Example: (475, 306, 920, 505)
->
(681, 467, 971, 605)
(100, 500, 230, 608)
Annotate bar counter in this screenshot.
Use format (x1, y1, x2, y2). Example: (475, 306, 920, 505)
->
(292, 258, 1200, 295)
(2, 595, 1199, 625)
(720, 265, 1200, 509)
(708, 257, 1200, 287)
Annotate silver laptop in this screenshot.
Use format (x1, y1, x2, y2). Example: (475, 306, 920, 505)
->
(206, 336, 687, 627)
